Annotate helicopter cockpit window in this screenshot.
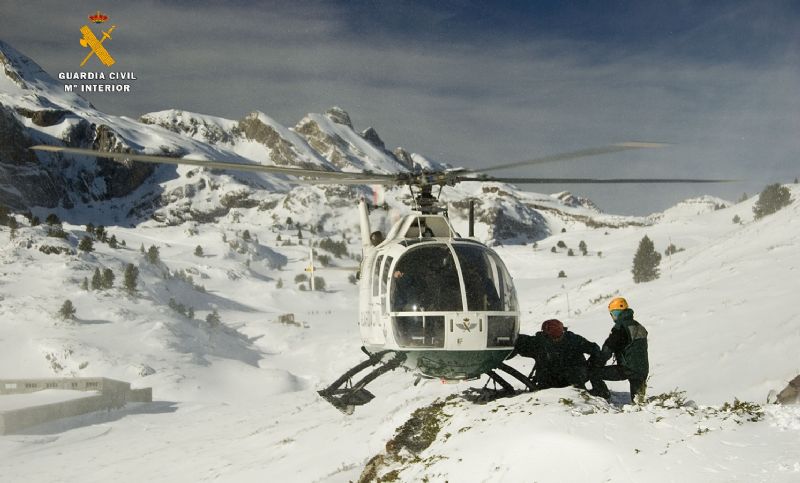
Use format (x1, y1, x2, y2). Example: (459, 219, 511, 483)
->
(453, 244, 517, 312)
(391, 244, 462, 312)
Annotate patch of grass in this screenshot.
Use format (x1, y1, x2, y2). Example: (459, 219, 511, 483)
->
(719, 398, 764, 423)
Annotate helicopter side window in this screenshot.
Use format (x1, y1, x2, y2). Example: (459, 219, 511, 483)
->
(391, 244, 462, 312)
(380, 256, 394, 313)
(372, 255, 383, 297)
(453, 244, 517, 312)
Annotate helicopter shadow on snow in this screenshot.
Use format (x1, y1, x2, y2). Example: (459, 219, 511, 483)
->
(9, 401, 179, 436)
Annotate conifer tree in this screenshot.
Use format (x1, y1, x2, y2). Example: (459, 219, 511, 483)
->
(108, 235, 118, 248)
(91, 268, 103, 290)
(753, 183, 792, 219)
(80, 277, 89, 290)
(101, 268, 114, 289)
(206, 309, 221, 328)
(146, 245, 160, 264)
(632, 235, 662, 283)
(124, 263, 139, 293)
(194, 245, 204, 257)
(578, 240, 588, 255)
(78, 236, 94, 252)
(58, 300, 76, 320)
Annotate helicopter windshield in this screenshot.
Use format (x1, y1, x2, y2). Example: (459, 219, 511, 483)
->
(390, 244, 462, 312)
(453, 244, 517, 312)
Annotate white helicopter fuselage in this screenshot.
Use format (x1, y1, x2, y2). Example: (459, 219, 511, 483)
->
(357, 200, 520, 380)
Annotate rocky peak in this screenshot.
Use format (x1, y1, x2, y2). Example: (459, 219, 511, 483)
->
(392, 147, 414, 169)
(552, 191, 601, 212)
(324, 106, 353, 128)
(360, 126, 385, 150)
(140, 110, 237, 145)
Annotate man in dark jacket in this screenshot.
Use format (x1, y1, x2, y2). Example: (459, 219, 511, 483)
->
(514, 319, 602, 390)
(589, 297, 649, 402)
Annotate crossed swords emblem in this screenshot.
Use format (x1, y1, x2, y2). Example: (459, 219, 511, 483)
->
(79, 24, 116, 67)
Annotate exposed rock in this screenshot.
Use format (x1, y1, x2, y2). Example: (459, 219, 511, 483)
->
(0, 103, 66, 209)
(294, 117, 352, 170)
(552, 191, 601, 213)
(0, 47, 27, 89)
(239, 113, 313, 168)
(393, 147, 414, 169)
(360, 126, 385, 150)
(61, 119, 93, 147)
(92, 125, 156, 199)
(775, 375, 800, 404)
(324, 106, 352, 128)
(0, 104, 37, 166)
(220, 190, 260, 209)
(141, 110, 237, 145)
(14, 107, 72, 127)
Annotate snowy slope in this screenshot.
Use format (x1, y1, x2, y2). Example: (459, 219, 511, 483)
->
(0, 184, 798, 482)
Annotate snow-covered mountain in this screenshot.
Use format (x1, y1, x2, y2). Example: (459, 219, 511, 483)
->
(2, 39, 799, 482)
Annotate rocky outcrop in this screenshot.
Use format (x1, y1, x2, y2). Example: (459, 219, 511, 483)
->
(238, 112, 319, 169)
(91, 125, 156, 199)
(294, 117, 352, 170)
(140, 110, 237, 145)
(360, 127, 385, 150)
(0, 104, 65, 209)
(14, 107, 72, 127)
(553, 191, 601, 212)
(393, 147, 415, 170)
(324, 106, 352, 128)
(774, 375, 800, 404)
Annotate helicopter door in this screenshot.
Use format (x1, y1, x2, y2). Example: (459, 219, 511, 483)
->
(368, 255, 386, 344)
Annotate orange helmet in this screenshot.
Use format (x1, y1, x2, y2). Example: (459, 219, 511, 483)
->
(608, 297, 629, 311)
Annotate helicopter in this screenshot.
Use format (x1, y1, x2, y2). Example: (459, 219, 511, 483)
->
(31, 142, 731, 413)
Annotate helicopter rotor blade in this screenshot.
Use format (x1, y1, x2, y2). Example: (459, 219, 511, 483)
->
(30, 145, 399, 183)
(469, 142, 669, 174)
(458, 176, 737, 184)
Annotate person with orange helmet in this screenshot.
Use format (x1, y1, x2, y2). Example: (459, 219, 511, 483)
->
(514, 318, 602, 391)
(589, 297, 649, 402)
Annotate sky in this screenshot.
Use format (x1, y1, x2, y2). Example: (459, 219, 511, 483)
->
(1, 0, 799, 214)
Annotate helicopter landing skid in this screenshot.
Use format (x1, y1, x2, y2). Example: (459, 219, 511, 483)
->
(468, 362, 537, 403)
(318, 349, 407, 414)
